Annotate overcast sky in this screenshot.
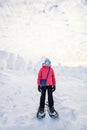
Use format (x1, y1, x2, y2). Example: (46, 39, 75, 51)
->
(0, 0, 87, 66)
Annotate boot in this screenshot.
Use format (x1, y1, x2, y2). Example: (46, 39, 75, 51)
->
(37, 107, 45, 119)
(49, 107, 56, 114)
(49, 107, 58, 117)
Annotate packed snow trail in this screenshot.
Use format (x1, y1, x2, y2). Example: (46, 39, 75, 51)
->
(0, 70, 87, 130)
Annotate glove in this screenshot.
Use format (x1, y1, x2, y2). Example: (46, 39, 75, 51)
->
(38, 86, 42, 92)
(52, 85, 56, 92)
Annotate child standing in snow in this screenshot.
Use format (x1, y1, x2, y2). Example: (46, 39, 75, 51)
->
(37, 58, 57, 118)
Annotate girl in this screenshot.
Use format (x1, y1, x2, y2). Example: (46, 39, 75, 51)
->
(37, 58, 57, 118)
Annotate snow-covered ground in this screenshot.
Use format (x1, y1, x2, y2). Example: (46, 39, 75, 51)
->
(0, 69, 87, 130)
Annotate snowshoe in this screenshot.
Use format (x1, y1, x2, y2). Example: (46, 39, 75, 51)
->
(37, 107, 46, 119)
(48, 107, 59, 118)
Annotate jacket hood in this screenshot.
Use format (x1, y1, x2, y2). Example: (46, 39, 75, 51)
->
(42, 63, 51, 68)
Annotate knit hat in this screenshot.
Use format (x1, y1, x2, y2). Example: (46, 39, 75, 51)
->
(44, 58, 51, 65)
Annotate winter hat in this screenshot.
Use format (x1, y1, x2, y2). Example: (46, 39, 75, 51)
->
(44, 58, 51, 65)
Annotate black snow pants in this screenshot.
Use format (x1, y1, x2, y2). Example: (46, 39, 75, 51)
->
(39, 85, 54, 109)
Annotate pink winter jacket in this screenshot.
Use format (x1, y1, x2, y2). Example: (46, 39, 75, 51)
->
(37, 65, 56, 86)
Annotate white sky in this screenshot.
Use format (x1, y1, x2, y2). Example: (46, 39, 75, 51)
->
(0, 1, 87, 66)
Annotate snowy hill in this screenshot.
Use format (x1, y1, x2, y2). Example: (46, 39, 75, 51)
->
(0, 0, 87, 66)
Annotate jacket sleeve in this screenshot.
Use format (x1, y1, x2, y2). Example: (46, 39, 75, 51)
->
(37, 68, 42, 86)
(52, 68, 56, 86)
